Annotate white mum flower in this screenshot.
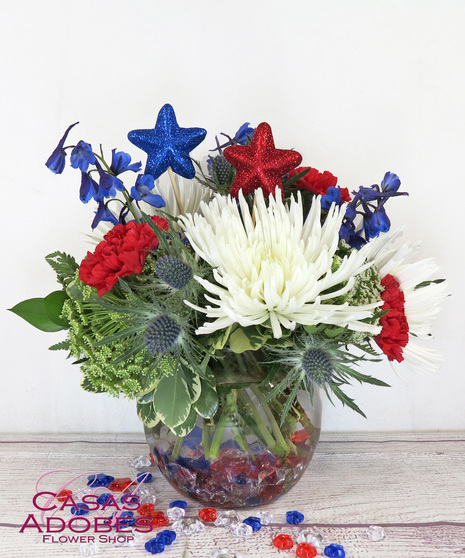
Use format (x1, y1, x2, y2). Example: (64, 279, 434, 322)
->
(153, 176, 211, 218)
(180, 189, 384, 339)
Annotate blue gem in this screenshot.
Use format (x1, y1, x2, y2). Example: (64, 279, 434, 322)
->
(71, 503, 90, 516)
(128, 103, 206, 180)
(97, 493, 112, 506)
(169, 500, 187, 510)
(136, 472, 153, 483)
(324, 543, 346, 558)
(145, 538, 165, 554)
(87, 473, 115, 487)
(243, 516, 261, 531)
(156, 529, 176, 545)
(286, 510, 304, 525)
(121, 493, 140, 504)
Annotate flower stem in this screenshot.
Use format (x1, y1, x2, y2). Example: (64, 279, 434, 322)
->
(171, 435, 184, 461)
(237, 390, 280, 453)
(202, 422, 211, 461)
(209, 411, 229, 460)
(168, 167, 186, 217)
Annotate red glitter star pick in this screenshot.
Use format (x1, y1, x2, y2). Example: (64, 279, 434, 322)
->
(223, 122, 302, 198)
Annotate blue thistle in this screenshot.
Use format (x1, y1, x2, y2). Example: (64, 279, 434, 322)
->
(145, 316, 181, 354)
(302, 349, 333, 385)
(156, 256, 192, 289)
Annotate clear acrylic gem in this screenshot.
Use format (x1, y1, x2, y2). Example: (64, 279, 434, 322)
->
(366, 525, 386, 541)
(166, 506, 185, 521)
(297, 527, 326, 547)
(214, 510, 241, 528)
(210, 549, 248, 558)
(129, 455, 152, 469)
(173, 518, 205, 535)
(74, 487, 93, 500)
(255, 510, 273, 525)
(79, 542, 100, 556)
(230, 522, 253, 538)
(137, 485, 157, 504)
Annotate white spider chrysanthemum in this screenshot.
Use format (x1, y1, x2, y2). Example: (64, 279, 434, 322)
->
(180, 188, 384, 339)
(154, 176, 212, 218)
(371, 238, 449, 372)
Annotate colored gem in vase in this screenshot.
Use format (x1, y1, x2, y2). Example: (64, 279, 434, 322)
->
(87, 473, 115, 487)
(137, 472, 153, 483)
(273, 534, 294, 550)
(296, 542, 318, 558)
(127, 103, 207, 180)
(169, 499, 187, 510)
(324, 543, 346, 557)
(167, 506, 185, 521)
(366, 525, 386, 541)
(145, 538, 165, 554)
(156, 529, 177, 545)
(243, 516, 261, 531)
(291, 429, 310, 444)
(286, 510, 304, 525)
(223, 121, 302, 198)
(107, 477, 134, 492)
(199, 507, 217, 522)
(56, 489, 72, 502)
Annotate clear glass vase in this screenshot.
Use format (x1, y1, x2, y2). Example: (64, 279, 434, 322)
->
(144, 351, 322, 508)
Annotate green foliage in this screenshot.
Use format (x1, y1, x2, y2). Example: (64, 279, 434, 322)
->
(9, 291, 69, 332)
(45, 251, 78, 287)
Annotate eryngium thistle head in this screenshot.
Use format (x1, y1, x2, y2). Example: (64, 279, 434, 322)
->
(156, 256, 192, 289)
(302, 349, 334, 385)
(145, 316, 181, 354)
(208, 155, 232, 186)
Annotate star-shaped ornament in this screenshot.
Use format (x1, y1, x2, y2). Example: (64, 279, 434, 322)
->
(128, 104, 207, 180)
(223, 122, 302, 198)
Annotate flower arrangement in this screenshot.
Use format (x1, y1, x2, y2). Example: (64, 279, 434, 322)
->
(11, 103, 448, 437)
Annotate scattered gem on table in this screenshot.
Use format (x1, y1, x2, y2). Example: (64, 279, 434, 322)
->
(230, 522, 253, 538)
(210, 549, 248, 558)
(138, 503, 156, 517)
(169, 499, 187, 509)
(87, 473, 115, 487)
(297, 527, 326, 548)
(286, 510, 305, 524)
(296, 542, 318, 558)
(56, 489, 72, 502)
(130, 455, 152, 469)
(366, 525, 386, 541)
(79, 542, 100, 556)
(273, 534, 294, 550)
(138, 485, 157, 504)
(156, 530, 177, 545)
(166, 506, 185, 521)
(71, 503, 90, 516)
(137, 472, 153, 483)
(324, 543, 346, 557)
(172, 518, 205, 535)
(151, 512, 170, 527)
(121, 493, 140, 504)
(199, 507, 217, 522)
(243, 516, 261, 531)
(145, 538, 165, 554)
(255, 511, 273, 525)
(97, 493, 112, 507)
(107, 477, 134, 492)
(214, 510, 241, 528)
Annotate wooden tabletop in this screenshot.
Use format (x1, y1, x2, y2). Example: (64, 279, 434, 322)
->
(1, 432, 464, 557)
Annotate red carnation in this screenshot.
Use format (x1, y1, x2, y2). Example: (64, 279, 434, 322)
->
(79, 216, 168, 297)
(288, 166, 338, 196)
(374, 274, 409, 362)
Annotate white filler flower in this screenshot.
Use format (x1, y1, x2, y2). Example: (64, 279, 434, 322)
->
(180, 189, 383, 339)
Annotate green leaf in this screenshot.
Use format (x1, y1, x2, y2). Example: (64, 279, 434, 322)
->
(229, 326, 269, 353)
(193, 380, 219, 418)
(137, 390, 155, 404)
(415, 278, 446, 290)
(324, 326, 346, 339)
(45, 251, 78, 287)
(152, 370, 191, 428)
(80, 376, 105, 393)
(170, 406, 198, 436)
(44, 291, 69, 328)
(211, 325, 232, 350)
(9, 295, 67, 332)
(137, 400, 160, 428)
(49, 340, 70, 351)
(136, 374, 160, 397)
(186, 372, 201, 404)
(329, 383, 367, 418)
(282, 167, 311, 188)
(345, 369, 391, 387)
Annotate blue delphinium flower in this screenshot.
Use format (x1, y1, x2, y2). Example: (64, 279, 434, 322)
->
(363, 205, 391, 239)
(321, 186, 345, 210)
(130, 174, 166, 208)
(234, 122, 255, 145)
(79, 172, 99, 204)
(70, 141, 96, 172)
(95, 161, 124, 200)
(110, 149, 142, 175)
(381, 171, 401, 192)
(91, 201, 119, 230)
(45, 122, 79, 174)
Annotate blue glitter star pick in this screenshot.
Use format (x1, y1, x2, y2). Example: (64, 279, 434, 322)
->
(128, 104, 206, 180)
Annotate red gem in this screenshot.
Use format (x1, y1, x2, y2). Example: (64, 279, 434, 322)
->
(56, 489, 72, 502)
(107, 477, 134, 492)
(296, 542, 318, 558)
(292, 429, 310, 444)
(223, 122, 302, 198)
(198, 507, 217, 522)
(273, 534, 294, 550)
(259, 483, 284, 501)
(151, 512, 169, 527)
(149, 453, 155, 463)
(138, 503, 156, 517)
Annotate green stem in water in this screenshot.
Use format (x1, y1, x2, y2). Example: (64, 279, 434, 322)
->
(209, 411, 229, 460)
(202, 422, 211, 461)
(237, 389, 280, 454)
(171, 435, 184, 460)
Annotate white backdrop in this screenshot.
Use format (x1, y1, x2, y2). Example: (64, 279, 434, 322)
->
(1, 0, 463, 433)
